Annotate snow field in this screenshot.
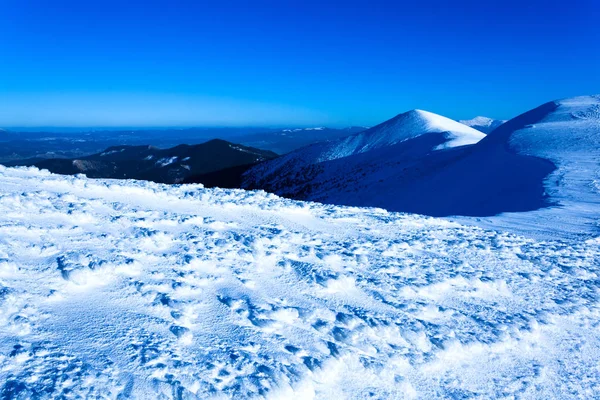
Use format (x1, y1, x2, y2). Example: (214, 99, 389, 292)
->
(0, 166, 599, 398)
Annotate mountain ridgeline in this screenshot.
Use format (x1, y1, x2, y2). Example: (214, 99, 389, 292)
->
(242, 95, 600, 220)
(0, 126, 367, 163)
(23, 139, 278, 184)
(236, 126, 368, 154)
(3, 95, 598, 222)
(242, 109, 490, 213)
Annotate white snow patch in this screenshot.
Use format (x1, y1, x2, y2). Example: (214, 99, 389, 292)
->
(156, 156, 178, 167)
(100, 148, 125, 156)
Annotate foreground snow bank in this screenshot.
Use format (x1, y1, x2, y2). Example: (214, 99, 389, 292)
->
(0, 166, 599, 399)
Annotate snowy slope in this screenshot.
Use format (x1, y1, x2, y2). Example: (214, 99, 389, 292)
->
(455, 95, 600, 236)
(0, 166, 599, 398)
(379, 95, 600, 231)
(243, 110, 484, 197)
(459, 116, 506, 133)
(321, 110, 485, 158)
(244, 95, 600, 238)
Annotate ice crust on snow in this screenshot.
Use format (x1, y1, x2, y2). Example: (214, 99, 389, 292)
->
(0, 165, 599, 398)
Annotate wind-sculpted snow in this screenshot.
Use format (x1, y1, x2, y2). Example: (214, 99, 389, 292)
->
(1, 166, 599, 398)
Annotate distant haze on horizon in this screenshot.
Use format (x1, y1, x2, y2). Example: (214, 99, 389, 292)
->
(1, 0, 599, 128)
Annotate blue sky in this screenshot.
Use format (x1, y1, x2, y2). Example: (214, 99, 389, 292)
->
(1, 0, 599, 127)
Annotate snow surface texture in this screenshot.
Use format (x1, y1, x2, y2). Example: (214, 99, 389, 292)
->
(1, 166, 600, 399)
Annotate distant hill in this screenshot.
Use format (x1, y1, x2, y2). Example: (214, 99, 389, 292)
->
(0, 128, 281, 162)
(458, 116, 506, 133)
(0, 126, 365, 162)
(13, 139, 277, 184)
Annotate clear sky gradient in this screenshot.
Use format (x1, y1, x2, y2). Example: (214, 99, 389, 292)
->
(1, 0, 599, 127)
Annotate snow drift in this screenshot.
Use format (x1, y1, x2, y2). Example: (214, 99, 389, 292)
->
(0, 166, 598, 398)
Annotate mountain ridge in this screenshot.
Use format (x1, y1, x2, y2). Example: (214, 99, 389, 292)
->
(12, 138, 277, 184)
(242, 108, 486, 203)
(242, 95, 600, 225)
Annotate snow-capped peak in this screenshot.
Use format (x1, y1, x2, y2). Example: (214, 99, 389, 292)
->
(371, 109, 485, 143)
(242, 109, 487, 199)
(459, 116, 506, 134)
(459, 116, 496, 127)
(320, 109, 485, 160)
(409, 109, 486, 148)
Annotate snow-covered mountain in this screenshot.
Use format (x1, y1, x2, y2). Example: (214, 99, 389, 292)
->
(454, 95, 600, 235)
(0, 165, 598, 398)
(458, 116, 506, 133)
(318, 110, 485, 157)
(242, 109, 485, 205)
(374, 95, 600, 225)
(243, 95, 600, 235)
